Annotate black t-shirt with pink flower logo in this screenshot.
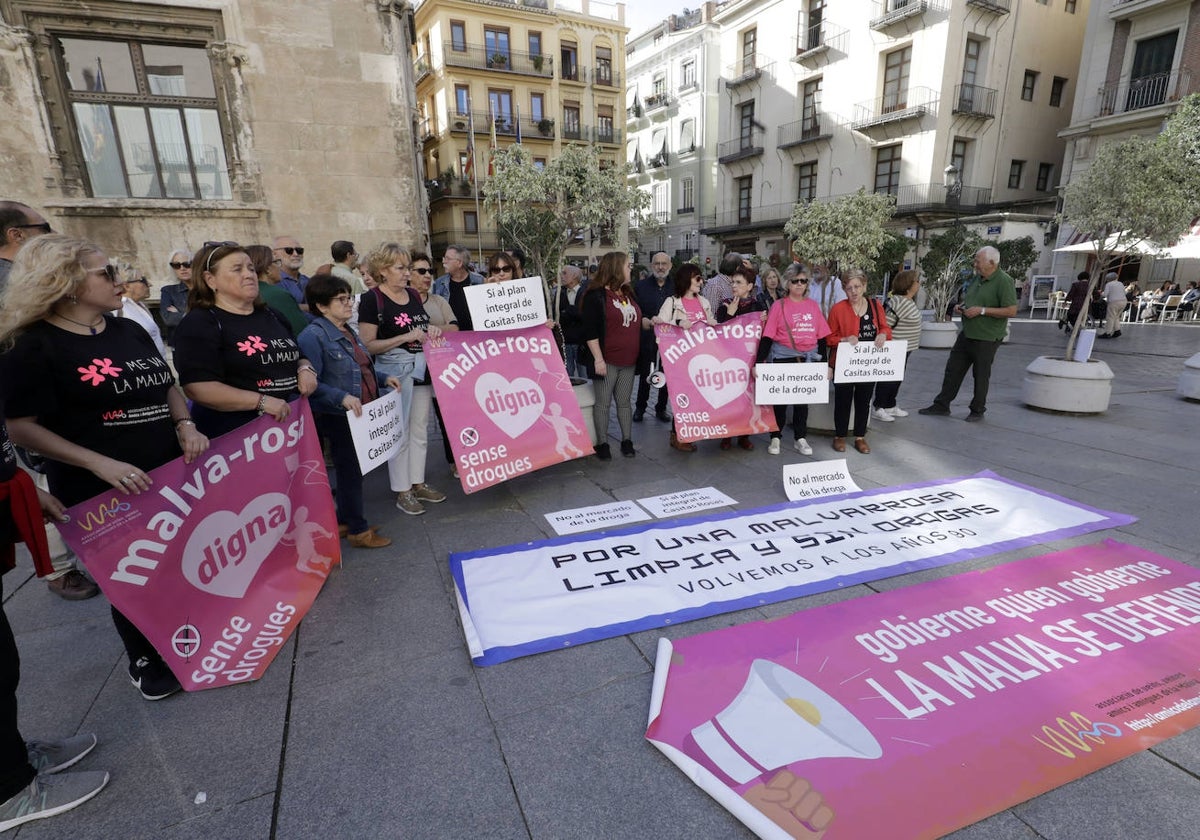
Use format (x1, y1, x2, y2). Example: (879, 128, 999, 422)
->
(1, 317, 179, 506)
(174, 306, 300, 438)
(357, 288, 430, 353)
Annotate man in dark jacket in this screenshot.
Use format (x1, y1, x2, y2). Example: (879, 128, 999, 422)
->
(633, 252, 674, 421)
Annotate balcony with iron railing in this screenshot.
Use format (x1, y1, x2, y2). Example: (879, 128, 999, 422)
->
(1094, 69, 1192, 118)
(891, 182, 992, 215)
(448, 110, 520, 136)
(414, 53, 432, 83)
(851, 86, 938, 131)
(951, 83, 997, 119)
(725, 54, 773, 87)
(965, 0, 1010, 13)
(700, 201, 795, 234)
(793, 20, 848, 61)
(717, 131, 764, 164)
(644, 91, 675, 112)
(430, 228, 507, 254)
(561, 120, 584, 141)
(442, 42, 554, 77)
(592, 125, 622, 145)
(1109, 0, 1183, 19)
(418, 117, 437, 143)
(560, 62, 586, 83)
(778, 111, 838, 149)
(869, 0, 928, 31)
(593, 64, 620, 88)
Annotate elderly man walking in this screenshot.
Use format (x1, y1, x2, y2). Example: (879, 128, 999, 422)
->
(919, 246, 1018, 422)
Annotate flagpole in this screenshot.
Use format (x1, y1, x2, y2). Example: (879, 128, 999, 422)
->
(489, 101, 502, 253)
(468, 106, 483, 260)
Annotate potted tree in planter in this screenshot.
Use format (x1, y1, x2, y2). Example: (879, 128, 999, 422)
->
(489, 52, 508, 69)
(537, 118, 554, 137)
(1025, 95, 1199, 414)
(531, 54, 545, 73)
(918, 226, 985, 349)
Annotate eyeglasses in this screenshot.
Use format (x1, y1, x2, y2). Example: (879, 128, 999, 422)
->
(278, 247, 304, 256)
(332, 294, 352, 305)
(168, 261, 190, 270)
(795, 278, 810, 284)
(14, 222, 52, 234)
(88, 265, 122, 285)
(202, 241, 241, 273)
(411, 267, 433, 275)
(132, 277, 150, 286)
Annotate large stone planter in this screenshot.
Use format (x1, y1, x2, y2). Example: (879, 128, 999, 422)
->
(1178, 352, 1200, 401)
(919, 321, 958, 349)
(571, 377, 599, 444)
(1021, 356, 1113, 414)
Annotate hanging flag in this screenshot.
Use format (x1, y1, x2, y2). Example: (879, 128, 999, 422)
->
(464, 110, 475, 183)
(515, 103, 523, 144)
(93, 56, 107, 92)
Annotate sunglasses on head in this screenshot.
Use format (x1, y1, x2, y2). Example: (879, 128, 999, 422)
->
(279, 246, 304, 256)
(202, 241, 241, 273)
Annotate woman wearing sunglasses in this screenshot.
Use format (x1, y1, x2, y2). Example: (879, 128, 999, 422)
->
(173, 242, 317, 439)
(408, 251, 459, 475)
(485, 252, 519, 282)
(0, 234, 209, 701)
(297, 273, 399, 549)
(159, 248, 192, 347)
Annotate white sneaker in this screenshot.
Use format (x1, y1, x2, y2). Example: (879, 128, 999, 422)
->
(767, 438, 781, 455)
(871, 408, 895, 422)
(793, 438, 813, 456)
(888, 406, 909, 417)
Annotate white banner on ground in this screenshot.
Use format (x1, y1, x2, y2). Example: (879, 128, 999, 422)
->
(465, 276, 548, 331)
(346, 390, 406, 474)
(451, 471, 1136, 665)
(782, 459, 860, 501)
(637, 487, 737, 519)
(545, 500, 651, 536)
(753, 363, 829, 405)
(833, 339, 907, 383)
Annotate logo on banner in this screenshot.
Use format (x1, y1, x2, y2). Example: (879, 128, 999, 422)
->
(475, 372, 544, 438)
(688, 354, 750, 409)
(182, 493, 292, 598)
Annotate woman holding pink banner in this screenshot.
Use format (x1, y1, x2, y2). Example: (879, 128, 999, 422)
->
(759, 266, 831, 457)
(715, 266, 767, 452)
(580, 251, 642, 460)
(359, 243, 445, 516)
(298, 273, 400, 549)
(174, 241, 317, 439)
(826, 268, 891, 455)
(409, 251, 459, 476)
(651, 264, 715, 453)
(0, 234, 210, 701)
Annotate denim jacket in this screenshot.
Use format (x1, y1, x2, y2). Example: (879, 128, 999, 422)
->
(432, 270, 484, 299)
(297, 317, 390, 415)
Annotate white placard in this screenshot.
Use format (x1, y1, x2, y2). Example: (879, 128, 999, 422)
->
(1073, 328, 1096, 362)
(346, 390, 406, 474)
(544, 500, 652, 536)
(753, 362, 830, 404)
(782, 459, 861, 501)
(465, 275, 548, 332)
(637, 486, 737, 519)
(833, 339, 908, 383)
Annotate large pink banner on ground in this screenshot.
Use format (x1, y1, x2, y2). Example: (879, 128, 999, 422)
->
(656, 314, 777, 442)
(426, 325, 592, 493)
(647, 540, 1200, 839)
(59, 400, 338, 691)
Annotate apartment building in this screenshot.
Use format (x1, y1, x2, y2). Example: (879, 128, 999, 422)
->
(413, 0, 627, 263)
(625, 4, 721, 266)
(1052, 0, 1199, 284)
(0, 0, 426, 297)
(689, 0, 1088, 273)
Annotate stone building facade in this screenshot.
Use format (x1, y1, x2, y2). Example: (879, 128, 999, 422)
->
(0, 0, 426, 298)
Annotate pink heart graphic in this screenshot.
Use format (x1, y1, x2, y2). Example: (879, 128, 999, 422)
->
(181, 493, 292, 599)
(687, 354, 750, 410)
(474, 371, 545, 439)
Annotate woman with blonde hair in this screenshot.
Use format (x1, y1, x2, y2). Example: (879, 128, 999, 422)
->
(358, 243, 445, 515)
(0, 234, 209, 700)
(826, 268, 891, 454)
(580, 251, 643, 459)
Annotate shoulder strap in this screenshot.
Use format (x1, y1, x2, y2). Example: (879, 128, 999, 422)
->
(372, 287, 386, 326)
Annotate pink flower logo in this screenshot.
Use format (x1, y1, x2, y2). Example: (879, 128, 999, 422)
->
(393, 313, 413, 328)
(77, 358, 123, 386)
(237, 335, 268, 356)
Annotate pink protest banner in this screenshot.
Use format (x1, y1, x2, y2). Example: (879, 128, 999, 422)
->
(656, 314, 777, 442)
(426, 325, 592, 493)
(59, 400, 338, 692)
(647, 540, 1200, 839)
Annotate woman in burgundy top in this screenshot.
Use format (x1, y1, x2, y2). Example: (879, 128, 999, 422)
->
(580, 252, 642, 460)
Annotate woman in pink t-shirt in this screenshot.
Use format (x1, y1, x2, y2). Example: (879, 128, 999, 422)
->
(759, 267, 830, 456)
(652, 264, 716, 452)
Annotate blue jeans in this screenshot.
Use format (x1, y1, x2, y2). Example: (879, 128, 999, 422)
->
(317, 412, 368, 535)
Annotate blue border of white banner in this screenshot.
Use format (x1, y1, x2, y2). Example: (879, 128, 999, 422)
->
(450, 471, 1136, 666)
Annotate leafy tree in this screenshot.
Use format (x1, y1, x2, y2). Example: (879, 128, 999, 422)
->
(871, 232, 914, 296)
(1058, 118, 1198, 359)
(484, 144, 656, 297)
(995, 236, 1038, 287)
(785, 190, 897, 279)
(919, 227, 985, 323)
(1157, 93, 1200, 195)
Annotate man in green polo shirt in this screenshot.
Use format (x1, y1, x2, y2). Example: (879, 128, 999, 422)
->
(919, 245, 1018, 422)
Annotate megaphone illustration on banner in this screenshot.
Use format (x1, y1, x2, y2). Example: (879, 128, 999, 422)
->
(685, 659, 882, 785)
